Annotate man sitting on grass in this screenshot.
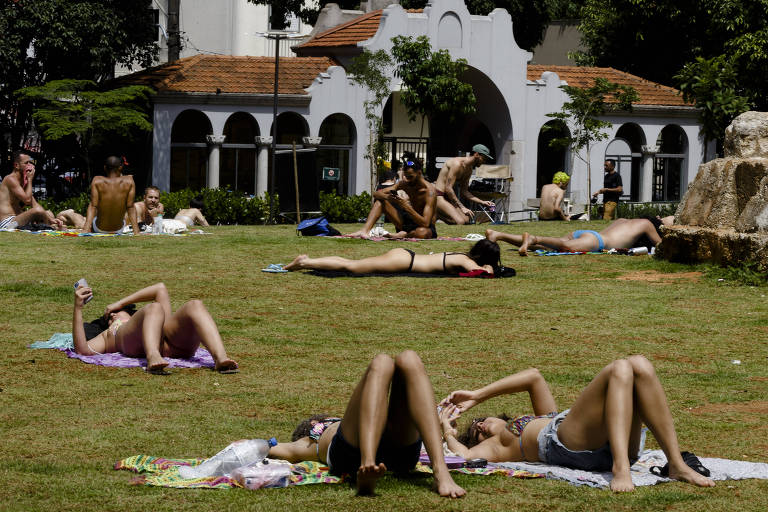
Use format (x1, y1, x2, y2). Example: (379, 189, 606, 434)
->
(486, 216, 674, 256)
(347, 158, 438, 239)
(83, 156, 140, 234)
(0, 150, 63, 229)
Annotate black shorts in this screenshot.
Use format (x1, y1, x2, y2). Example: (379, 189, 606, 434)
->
(327, 426, 421, 478)
(395, 205, 438, 238)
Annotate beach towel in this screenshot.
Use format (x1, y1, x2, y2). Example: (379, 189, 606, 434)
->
(331, 235, 467, 242)
(29, 333, 214, 369)
(114, 456, 343, 488)
(493, 449, 768, 489)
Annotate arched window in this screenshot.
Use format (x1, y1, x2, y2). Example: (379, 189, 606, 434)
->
(316, 114, 356, 204)
(170, 110, 212, 191)
(653, 125, 687, 201)
(536, 120, 569, 197)
(612, 123, 646, 201)
(221, 112, 259, 193)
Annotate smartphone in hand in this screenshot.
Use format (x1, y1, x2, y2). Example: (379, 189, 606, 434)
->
(74, 278, 93, 304)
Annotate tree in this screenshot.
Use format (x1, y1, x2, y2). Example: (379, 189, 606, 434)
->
(247, 1, 360, 28)
(675, 56, 751, 151)
(16, 80, 154, 181)
(0, 0, 157, 173)
(577, 0, 768, 142)
(390, 35, 476, 137)
(546, 78, 638, 220)
(348, 49, 395, 194)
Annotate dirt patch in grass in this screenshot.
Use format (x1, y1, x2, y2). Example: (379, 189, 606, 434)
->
(688, 400, 768, 415)
(616, 270, 702, 283)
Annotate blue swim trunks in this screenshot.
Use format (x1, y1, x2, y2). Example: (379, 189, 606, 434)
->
(572, 230, 604, 251)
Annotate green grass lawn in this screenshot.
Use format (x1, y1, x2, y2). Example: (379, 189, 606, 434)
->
(1, 221, 766, 511)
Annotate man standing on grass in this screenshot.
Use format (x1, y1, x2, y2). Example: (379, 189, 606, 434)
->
(593, 159, 623, 220)
(433, 144, 496, 224)
(83, 156, 140, 234)
(347, 158, 438, 239)
(0, 150, 63, 229)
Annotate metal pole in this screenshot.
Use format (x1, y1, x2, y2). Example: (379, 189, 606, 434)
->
(269, 34, 281, 223)
(292, 140, 300, 224)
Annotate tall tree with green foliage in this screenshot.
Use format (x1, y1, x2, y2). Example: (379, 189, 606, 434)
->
(546, 78, 638, 219)
(390, 35, 476, 138)
(348, 49, 395, 193)
(577, 0, 768, 143)
(0, 0, 157, 172)
(247, 1, 361, 28)
(16, 80, 154, 181)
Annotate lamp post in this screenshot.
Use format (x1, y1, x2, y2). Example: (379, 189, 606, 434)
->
(256, 31, 305, 223)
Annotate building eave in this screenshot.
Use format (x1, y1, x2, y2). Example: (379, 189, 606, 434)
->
(154, 92, 311, 107)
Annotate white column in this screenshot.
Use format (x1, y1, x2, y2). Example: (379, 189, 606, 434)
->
(206, 135, 226, 189)
(640, 145, 659, 202)
(254, 135, 272, 197)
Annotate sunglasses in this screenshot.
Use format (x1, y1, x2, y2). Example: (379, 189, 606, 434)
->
(405, 160, 415, 167)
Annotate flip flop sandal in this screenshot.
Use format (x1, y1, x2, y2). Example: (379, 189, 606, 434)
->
(650, 451, 710, 477)
(261, 264, 288, 273)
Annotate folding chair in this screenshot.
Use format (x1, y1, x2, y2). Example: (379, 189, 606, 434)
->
(468, 164, 512, 223)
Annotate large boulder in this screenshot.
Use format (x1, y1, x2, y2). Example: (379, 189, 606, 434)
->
(660, 111, 768, 268)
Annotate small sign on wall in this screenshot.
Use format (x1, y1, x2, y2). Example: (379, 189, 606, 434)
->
(323, 167, 341, 181)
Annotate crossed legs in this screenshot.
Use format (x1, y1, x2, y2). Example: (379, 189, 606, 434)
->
(556, 355, 715, 492)
(338, 351, 465, 498)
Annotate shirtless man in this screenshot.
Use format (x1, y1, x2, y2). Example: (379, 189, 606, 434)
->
(132, 186, 164, 225)
(433, 144, 495, 225)
(83, 156, 140, 234)
(539, 172, 571, 221)
(0, 150, 63, 229)
(486, 216, 674, 256)
(347, 158, 438, 239)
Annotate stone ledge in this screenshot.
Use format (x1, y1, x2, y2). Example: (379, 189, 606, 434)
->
(657, 226, 768, 271)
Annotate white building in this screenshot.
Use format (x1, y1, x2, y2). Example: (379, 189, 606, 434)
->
(123, 0, 708, 216)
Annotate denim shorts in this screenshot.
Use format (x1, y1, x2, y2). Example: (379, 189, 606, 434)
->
(327, 426, 421, 478)
(537, 409, 614, 471)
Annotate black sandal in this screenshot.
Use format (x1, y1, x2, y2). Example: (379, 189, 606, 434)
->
(650, 451, 710, 478)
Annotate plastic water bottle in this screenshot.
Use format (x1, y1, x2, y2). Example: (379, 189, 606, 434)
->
(628, 246, 649, 255)
(231, 461, 292, 489)
(152, 214, 163, 235)
(178, 438, 277, 479)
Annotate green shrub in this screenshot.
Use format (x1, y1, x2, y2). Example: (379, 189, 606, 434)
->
(38, 189, 279, 225)
(589, 202, 678, 219)
(38, 192, 90, 215)
(319, 191, 372, 222)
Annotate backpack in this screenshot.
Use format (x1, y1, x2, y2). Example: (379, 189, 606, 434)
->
(296, 216, 340, 237)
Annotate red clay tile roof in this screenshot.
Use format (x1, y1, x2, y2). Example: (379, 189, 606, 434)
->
(527, 65, 690, 107)
(116, 54, 337, 95)
(296, 8, 422, 49)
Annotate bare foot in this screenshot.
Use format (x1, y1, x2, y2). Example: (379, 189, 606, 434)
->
(432, 470, 466, 498)
(346, 229, 371, 239)
(669, 464, 716, 488)
(215, 359, 239, 374)
(518, 232, 531, 256)
(609, 471, 635, 492)
(147, 356, 170, 375)
(356, 462, 386, 496)
(485, 228, 499, 242)
(284, 254, 308, 271)
(384, 231, 406, 239)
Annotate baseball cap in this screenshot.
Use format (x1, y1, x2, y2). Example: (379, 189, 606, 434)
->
(472, 144, 493, 161)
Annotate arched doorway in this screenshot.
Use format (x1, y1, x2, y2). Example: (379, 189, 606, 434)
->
(654, 125, 687, 201)
(170, 110, 212, 191)
(222, 112, 259, 193)
(271, 112, 309, 212)
(612, 123, 646, 201)
(317, 114, 355, 202)
(536, 120, 570, 197)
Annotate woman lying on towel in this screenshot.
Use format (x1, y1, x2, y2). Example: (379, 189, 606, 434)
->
(284, 239, 504, 276)
(72, 282, 238, 374)
(438, 355, 715, 492)
(267, 351, 465, 498)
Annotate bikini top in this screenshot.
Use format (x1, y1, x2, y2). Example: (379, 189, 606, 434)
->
(309, 417, 342, 441)
(506, 412, 558, 437)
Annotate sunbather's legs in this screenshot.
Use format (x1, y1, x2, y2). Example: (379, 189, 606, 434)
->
(387, 351, 465, 498)
(162, 300, 237, 372)
(115, 302, 168, 370)
(56, 209, 85, 229)
(338, 353, 394, 495)
(284, 248, 412, 273)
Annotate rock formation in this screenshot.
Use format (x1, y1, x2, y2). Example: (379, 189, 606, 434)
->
(658, 111, 768, 270)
